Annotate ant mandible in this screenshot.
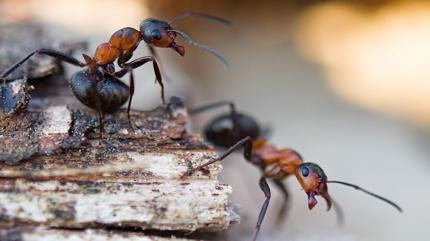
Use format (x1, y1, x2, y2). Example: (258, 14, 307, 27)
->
(187, 101, 402, 241)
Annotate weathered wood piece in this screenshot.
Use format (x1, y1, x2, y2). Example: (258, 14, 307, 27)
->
(0, 23, 86, 117)
(0, 23, 85, 81)
(0, 105, 76, 163)
(0, 99, 238, 235)
(0, 79, 33, 117)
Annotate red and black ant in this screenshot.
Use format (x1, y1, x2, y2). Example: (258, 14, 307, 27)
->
(0, 12, 229, 135)
(188, 101, 402, 241)
(94, 11, 230, 71)
(0, 49, 163, 136)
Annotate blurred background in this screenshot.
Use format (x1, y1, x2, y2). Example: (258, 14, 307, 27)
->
(1, 0, 428, 240)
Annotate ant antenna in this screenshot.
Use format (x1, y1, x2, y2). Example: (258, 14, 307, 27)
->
(167, 29, 230, 71)
(168, 11, 231, 27)
(189, 101, 236, 115)
(327, 180, 402, 212)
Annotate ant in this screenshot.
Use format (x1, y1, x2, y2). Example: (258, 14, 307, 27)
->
(97, 11, 230, 70)
(187, 101, 402, 241)
(0, 12, 230, 135)
(0, 49, 163, 136)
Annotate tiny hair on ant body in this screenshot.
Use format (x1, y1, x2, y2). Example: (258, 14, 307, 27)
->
(187, 101, 402, 241)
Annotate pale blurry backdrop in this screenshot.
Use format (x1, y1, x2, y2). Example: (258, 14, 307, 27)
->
(1, 0, 429, 240)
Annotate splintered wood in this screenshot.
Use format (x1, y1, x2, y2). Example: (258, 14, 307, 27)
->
(0, 100, 238, 240)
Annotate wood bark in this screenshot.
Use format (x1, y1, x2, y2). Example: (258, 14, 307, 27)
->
(0, 99, 238, 240)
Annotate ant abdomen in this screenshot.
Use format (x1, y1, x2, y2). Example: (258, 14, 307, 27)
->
(204, 113, 260, 148)
(70, 69, 129, 113)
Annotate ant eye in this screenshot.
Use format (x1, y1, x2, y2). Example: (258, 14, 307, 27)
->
(300, 166, 309, 177)
(151, 30, 162, 40)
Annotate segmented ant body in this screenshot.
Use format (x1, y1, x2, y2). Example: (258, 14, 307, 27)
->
(96, 11, 230, 70)
(0, 12, 229, 135)
(188, 101, 402, 241)
(0, 49, 163, 135)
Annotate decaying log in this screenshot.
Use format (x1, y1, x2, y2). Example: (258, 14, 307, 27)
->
(0, 98, 238, 240)
(0, 105, 76, 162)
(0, 177, 232, 231)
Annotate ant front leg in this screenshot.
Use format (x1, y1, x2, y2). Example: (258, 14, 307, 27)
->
(253, 177, 271, 241)
(186, 136, 252, 176)
(147, 45, 174, 83)
(0, 49, 86, 79)
(117, 52, 134, 68)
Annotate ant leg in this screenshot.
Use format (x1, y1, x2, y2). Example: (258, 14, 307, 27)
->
(272, 179, 290, 227)
(126, 68, 135, 121)
(114, 66, 136, 127)
(186, 136, 252, 176)
(114, 56, 165, 104)
(168, 11, 231, 27)
(253, 177, 271, 241)
(147, 45, 173, 83)
(148, 45, 159, 66)
(117, 52, 134, 68)
(0, 49, 86, 79)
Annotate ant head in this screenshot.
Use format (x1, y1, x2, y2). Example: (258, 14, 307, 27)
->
(295, 162, 332, 210)
(295, 162, 403, 213)
(140, 18, 185, 56)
